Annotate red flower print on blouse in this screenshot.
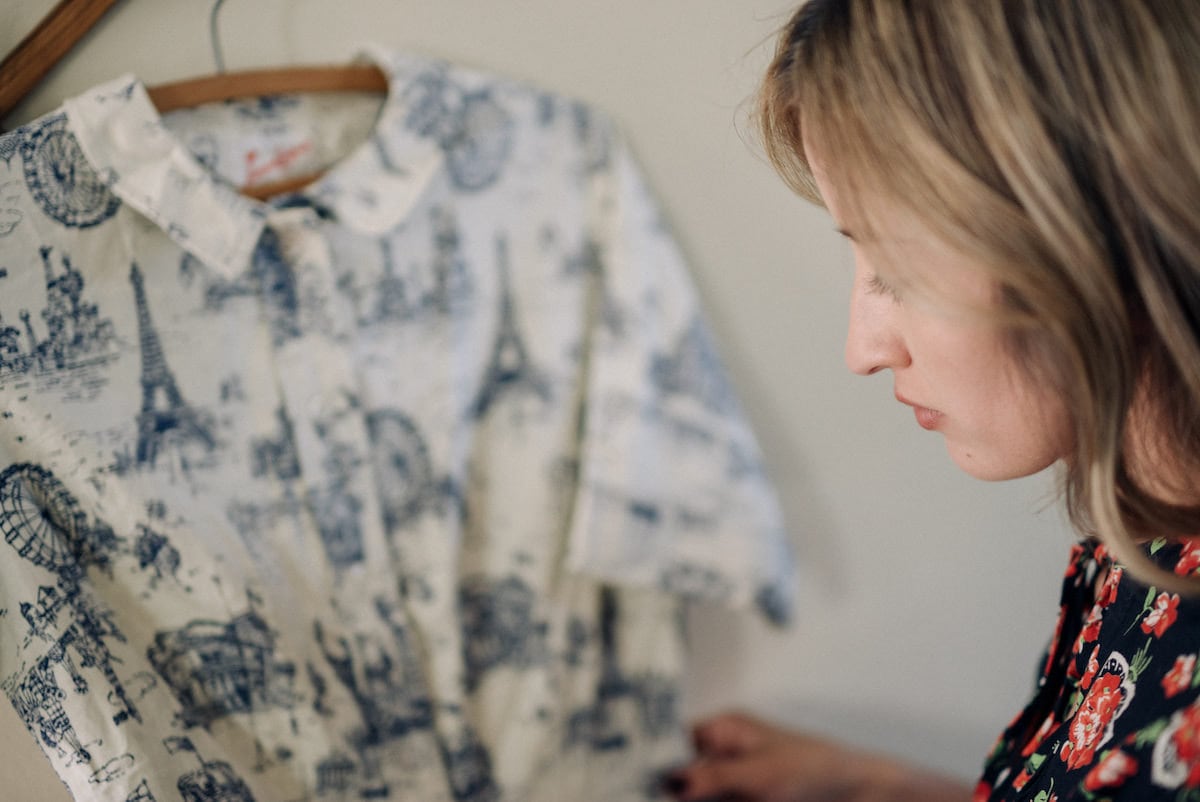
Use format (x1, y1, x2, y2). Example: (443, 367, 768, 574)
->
(971, 780, 991, 802)
(1023, 714, 1057, 757)
(1163, 654, 1197, 699)
(1013, 768, 1032, 790)
(1080, 605, 1104, 644)
(1173, 702, 1200, 787)
(1096, 566, 1122, 609)
(1065, 543, 1088, 578)
(1044, 604, 1069, 675)
(1177, 540, 1200, 577)
(1061, 674, 1124, 770)
(1082, 749, 1137, 792)
(1079, 645, 1101, 691)
(1142, 592, 1181, 637)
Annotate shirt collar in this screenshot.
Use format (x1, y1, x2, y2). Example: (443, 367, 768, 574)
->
(63, 47, 445, 278)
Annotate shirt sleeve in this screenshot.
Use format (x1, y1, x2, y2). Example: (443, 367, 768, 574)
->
(562, 118, 795, 625)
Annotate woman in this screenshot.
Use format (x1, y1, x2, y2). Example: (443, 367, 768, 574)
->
(667, 1, 1200, 800)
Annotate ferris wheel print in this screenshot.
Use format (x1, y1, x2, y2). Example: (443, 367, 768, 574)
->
(365, 409, 438, 535)
(0, 462, 92, 572)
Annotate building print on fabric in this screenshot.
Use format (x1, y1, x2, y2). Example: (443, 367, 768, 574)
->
(256, 223, 321, 346)
(0, 180, 24, 237)
(7, 655, 96, 769)
(233, 409, 308, 568)
(203, 226, 302, 347)
(399, 67, 513, 192)
(165, 736, 256, 802)
(364, 239, 408, 324)
(19, 114, 121, 229)
(146, 606, 298, 729)
(438, 725, 500, 802)
(339, 206, 473, 329)
(423, 206, 472, 315)
(458, 574, 549, 693)
(122, 778, 155, 802)
(0, 246, 118, 401)
(311, 592, 500, 802)
(309, 596, 435, 797)
(531, 93, 613, 174)
(651, 315, 737, 416)
(239, 398, 412, 572)
(581, 480, 737, 599)
(231, 400, 370, 570)
(556, 231, 629, 343)
(366, 408, 461, 536)
(202, 215, 343, 350)
(249, 406, 301, 482)
(0, 131, 21, 167)
(0, 463, 138, 761)
(130, 263, 217, 469)
(565, 588, 678, 752)
(308, 409, 368, 568)
(88, 749, 138, 788)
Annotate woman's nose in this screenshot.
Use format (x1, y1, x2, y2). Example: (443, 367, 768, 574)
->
(844, 275, 910, 376)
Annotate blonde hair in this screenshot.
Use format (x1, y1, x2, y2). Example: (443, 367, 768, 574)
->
(761, 0, 1200, 592)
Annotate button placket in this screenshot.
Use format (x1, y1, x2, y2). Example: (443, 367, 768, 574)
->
(258, 208, 392, 588)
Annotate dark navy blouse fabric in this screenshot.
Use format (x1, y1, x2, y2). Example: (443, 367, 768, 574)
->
(978, 539, 1200, 801)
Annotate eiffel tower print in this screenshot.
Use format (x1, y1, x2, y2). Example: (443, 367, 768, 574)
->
(469, 236, 551, 420)
(425, 206, 471, 314)
(564, 587, 679, 751)
(130, 264, 215, 467)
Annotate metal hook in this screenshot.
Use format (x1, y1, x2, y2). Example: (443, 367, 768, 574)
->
(209, 0, 228, 73)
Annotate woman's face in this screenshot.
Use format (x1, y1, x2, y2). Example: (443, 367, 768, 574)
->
(810, 157, 1071, 481)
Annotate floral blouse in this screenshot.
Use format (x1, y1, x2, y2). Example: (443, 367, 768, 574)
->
(977, 538, 1200, 801)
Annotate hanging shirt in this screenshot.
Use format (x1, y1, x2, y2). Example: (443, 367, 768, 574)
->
(977, 539, 1200, 801)
(0, 47, 793, 802)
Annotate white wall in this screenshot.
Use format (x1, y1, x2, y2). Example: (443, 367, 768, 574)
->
(1, 1, 1074, 798)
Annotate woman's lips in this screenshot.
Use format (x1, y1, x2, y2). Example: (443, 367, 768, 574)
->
(896, 393, 943, 430)
(913, 406, 943, 430)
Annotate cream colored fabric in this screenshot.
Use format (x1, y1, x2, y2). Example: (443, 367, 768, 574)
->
(0, 49, 791, 801)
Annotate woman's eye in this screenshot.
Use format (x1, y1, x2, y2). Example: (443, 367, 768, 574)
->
(866, 273, 901, 301)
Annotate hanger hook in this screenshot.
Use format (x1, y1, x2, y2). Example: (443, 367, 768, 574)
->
(210, 0, 228, 73)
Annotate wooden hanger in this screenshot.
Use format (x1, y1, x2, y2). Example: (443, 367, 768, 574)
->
(1, 0, 389, 200)
(146, 64, 388, 115)
(0, 0, 125, 126)
(144, 0, 391, 199)
(146, 64, 389, 200)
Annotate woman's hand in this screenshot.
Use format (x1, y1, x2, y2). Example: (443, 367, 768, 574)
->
(663, 712, 972, 802)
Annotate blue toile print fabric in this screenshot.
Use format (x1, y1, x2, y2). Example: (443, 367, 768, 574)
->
(0, 47, 793, 801)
